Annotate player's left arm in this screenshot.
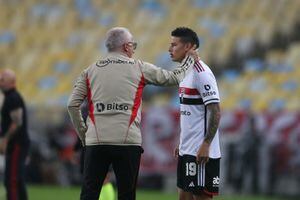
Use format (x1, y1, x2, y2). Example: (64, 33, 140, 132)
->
(5, 108, 23, 140)
(0, 107, 23, 154)
(197, 103, 221, 164)
(204, 102, 221, 145)
(195, 65, 221, 164)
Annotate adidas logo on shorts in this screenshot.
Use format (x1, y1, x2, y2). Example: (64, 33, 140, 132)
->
(189, 182, 195, 187)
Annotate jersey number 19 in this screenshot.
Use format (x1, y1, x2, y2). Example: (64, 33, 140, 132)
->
(186, 162, 197, 176)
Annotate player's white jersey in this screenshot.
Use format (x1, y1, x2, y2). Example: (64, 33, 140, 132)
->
(179, 60, 221, 158)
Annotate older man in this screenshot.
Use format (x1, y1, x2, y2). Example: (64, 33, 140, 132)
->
(0, 69, 30, 200)
(67, 27, 197, 200)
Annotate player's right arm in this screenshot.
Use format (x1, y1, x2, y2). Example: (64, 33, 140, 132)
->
(67, 70, 88, 146)
(140, 55, 195, 86)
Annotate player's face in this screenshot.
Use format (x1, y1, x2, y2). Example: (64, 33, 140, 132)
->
(169, 36, 192, 62)
(0, 71, 15, 91)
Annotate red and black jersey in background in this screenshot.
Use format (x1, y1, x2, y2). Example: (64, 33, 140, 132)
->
(1, 88, 30, 200)
(1, 88, 30, 146)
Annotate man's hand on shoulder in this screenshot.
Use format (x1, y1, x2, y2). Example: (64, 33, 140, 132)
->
(186, 45, 200, 62)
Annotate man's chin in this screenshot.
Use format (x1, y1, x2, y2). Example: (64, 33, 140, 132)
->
(171, 57, 179, 62)
(172, 59, 182, 63)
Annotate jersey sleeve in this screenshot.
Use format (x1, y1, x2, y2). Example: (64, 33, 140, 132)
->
(68, 69, 88, 108)
(7, 94, 22, 112)
(194, 68, 220, 105)
(67, 69, 88, 141)
(139, 56, 194, 86)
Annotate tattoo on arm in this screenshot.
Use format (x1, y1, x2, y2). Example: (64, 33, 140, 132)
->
(10, 108, 23, 127)
(204, 103, 221, 144)
(4, 108, 23, 140)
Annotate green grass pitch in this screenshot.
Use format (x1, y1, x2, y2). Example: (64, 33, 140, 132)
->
(0, 185, 285, 200)
(29, 186, 282, 200)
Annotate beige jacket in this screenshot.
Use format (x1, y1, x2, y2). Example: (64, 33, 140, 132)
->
(67, 52, 194, 146)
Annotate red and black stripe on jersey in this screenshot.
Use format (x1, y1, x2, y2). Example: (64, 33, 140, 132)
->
(179, 87, 203, 105)
(193, 61, 205, 73)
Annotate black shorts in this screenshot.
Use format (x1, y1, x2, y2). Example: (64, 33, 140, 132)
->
(177, 155, 220, 196)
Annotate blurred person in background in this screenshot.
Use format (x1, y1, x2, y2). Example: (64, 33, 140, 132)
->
(235, 110, 261, 194)
(67, 27, 197, 200)
(49, 122, 78, 185)
(0, 69, 30, 200)
(171, 27, 221, 200)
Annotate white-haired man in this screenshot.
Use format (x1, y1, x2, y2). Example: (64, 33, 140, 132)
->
(67, 27, 197, 200)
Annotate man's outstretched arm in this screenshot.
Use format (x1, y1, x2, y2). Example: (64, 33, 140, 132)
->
(141, 49, 199, 86)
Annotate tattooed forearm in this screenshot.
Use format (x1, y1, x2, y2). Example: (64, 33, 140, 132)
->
(4, 108, 24, 140)
(10, 108, 23, 126)
(204, 103, 221, 144)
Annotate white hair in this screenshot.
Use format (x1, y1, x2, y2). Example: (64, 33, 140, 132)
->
(105, 27, 132, 52)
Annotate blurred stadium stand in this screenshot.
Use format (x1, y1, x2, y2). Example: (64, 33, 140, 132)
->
(1, 0, 300, 197)
(0, 0, 299, 109)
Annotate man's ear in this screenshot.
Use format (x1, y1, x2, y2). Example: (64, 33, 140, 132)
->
(123, 44, 128, 52)
(184, 43, 193, 51)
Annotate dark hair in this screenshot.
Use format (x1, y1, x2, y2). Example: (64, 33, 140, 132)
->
(171, 27, 199, 49)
